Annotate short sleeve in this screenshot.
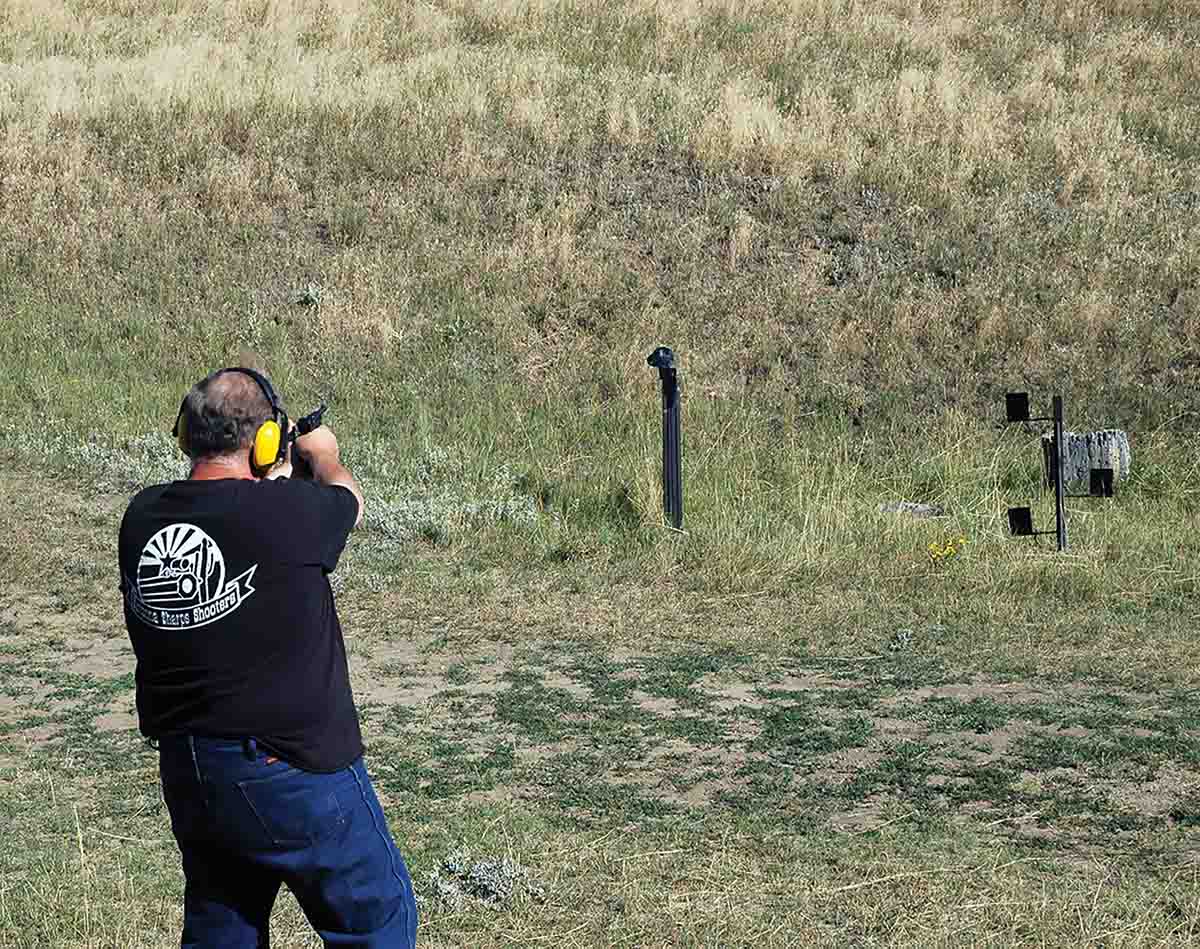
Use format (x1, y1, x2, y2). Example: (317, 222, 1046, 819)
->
(313, 483, 359, 571)
(268, 480, 359, 572)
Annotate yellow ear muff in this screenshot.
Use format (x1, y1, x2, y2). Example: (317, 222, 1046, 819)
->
(175, 412, 190, 455)
(253, 419, 282, 472)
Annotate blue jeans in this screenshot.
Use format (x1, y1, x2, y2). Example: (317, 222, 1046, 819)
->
(158, 736, 418, 948)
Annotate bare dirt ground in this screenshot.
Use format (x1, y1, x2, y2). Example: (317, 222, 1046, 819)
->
(4, 570, 1197, 857)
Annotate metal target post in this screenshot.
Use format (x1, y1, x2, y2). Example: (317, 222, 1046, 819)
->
(647, 346, 682, 530)
(1051, 395, 1067, 552)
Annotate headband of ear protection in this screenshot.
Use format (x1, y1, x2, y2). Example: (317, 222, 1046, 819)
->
(172, 367, 289, 475)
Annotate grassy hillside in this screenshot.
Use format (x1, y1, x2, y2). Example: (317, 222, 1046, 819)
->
(2, 0, 1198, 432)
(2, 2, 1199, 946)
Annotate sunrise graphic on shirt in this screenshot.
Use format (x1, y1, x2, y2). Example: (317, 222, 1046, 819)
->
(137, 524, 226, 610)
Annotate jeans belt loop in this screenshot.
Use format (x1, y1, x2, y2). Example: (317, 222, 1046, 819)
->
(242, 737, 257, 761)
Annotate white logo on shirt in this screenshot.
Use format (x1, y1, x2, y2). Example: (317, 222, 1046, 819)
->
(125, 524, 257, 630)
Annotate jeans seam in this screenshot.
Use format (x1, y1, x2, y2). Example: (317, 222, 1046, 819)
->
(351, 764, 404, 889)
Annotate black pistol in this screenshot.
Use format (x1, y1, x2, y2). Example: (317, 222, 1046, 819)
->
(290, 404, 327, 479)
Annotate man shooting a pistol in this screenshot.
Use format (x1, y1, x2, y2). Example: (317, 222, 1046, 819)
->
(118, 367, 417, 948)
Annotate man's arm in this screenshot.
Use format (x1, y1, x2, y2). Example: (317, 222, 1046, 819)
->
(293, 426, 365, 528)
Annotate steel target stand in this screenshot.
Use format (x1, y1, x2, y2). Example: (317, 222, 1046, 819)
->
(1003, 392, 1114, 552)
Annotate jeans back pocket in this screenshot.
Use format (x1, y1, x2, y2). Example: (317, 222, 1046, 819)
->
(235, 763, 346, 847)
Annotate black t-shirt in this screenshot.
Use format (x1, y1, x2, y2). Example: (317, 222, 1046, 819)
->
(118, 477, 362, 772)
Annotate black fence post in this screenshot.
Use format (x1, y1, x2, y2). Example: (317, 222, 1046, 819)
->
(647, 346, 682, 530)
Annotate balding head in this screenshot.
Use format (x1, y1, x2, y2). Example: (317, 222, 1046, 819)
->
(178, 369, 276, 461)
